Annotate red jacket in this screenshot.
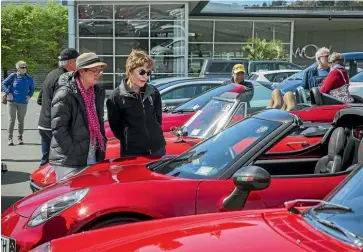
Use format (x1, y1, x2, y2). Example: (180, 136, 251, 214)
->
(320, 68, 349, 94)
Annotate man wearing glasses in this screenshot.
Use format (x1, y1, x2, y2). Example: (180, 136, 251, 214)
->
(1, 60, 34, 146)
(305, 47, 331, 90)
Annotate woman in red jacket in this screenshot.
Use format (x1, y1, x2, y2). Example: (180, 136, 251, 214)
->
(320, 52, 354, 103)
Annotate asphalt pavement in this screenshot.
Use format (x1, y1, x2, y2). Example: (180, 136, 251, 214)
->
(1, 99, 41, 212)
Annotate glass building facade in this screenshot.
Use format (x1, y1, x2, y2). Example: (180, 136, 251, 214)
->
(74, 1, 363, 90)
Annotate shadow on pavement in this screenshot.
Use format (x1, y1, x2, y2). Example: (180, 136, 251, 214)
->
(1, 171, 30, 185)
(1, 196, 24, 212)
(2, 159, 39, 162)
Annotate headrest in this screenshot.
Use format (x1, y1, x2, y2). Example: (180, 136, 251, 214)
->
(328, 127, 346, 156)
(310, 87, 323, 106)
(266, 89, 282, 109)
(295, 87, 308, 104)
(281, 92, 296, 111)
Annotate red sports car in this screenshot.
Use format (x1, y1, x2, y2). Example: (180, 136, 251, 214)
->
(30, 93, 328, 191)
(2, 108, 362, 252)
(29, 156, 363, 252)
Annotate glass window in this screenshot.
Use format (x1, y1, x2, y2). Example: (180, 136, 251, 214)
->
(150, 21, 185, 38)
(150, 4, 185, 20)
(78, 5, 113, 19)
(97, 74, 114, 90)
(254, 22, 291, 43)
(150, 39, 185, 56)
(214, 44, 247, 58)
(114, 5, 149, 19)
(115, 39, 149, 55)
(115, 56, 128, 74)
(79, 39, 113, 55)
(189, 20, 213, 42)
(189, 58, 206, 75)
(115, 21, 149, 37)
(78, 20, 113, 37)
(162, 85, 197, 100)
(189, 43, 213, 58)
(98, 57, 113, 74)
(215, 21, 253, 43)
(250, 85, 272, 108)
(254, 63, 275, 72)
(152, 55, 185, 74)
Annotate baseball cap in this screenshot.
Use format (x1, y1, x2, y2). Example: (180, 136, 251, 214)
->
(232, 64, 245, 74)
(58, 48, 80, 61)
(75, 52, 107, 71)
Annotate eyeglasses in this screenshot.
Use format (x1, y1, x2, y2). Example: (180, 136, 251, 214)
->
(137, 69, 152, 77)
(19, 66, 27, 69)
(87, 68, 103, 75)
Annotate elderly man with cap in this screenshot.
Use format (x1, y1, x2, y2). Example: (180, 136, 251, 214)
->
(49, 52, 107, 181)
(305, 47, 331, 90)
(37, 48, 80, 167)
(230, 64, 254, 90)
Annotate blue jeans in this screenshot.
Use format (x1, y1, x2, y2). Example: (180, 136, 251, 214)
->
(39, 129, 52, 167)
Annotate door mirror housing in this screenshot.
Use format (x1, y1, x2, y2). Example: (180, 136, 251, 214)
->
(222, 166, 270, 211)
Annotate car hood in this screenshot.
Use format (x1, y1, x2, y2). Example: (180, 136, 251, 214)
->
(15, 160, 174, 217)
(162, 112, 194, 131)
(52, 209, 352, 252)
(48, 209, 310, 252)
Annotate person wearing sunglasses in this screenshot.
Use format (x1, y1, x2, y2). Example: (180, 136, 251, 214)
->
(1, 60, 34, 145)
(49, 52, 107, 181)
(107, 49, 166, 157)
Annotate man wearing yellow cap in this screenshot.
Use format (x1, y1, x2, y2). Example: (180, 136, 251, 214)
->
(231, 64, 254, 90)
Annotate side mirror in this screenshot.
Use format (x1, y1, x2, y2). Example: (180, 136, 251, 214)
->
(222, 166, 270, 211)
(174, 126, 188, 143)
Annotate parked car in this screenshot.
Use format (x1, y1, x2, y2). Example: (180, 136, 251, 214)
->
(275, 52, 363, 92)
(199, 59, 302, 78)
(33, 151, 363, 252)
(348, 71, 363, 98)
(248, 69, 301, 83)
(3, 108, 363, 252)
(31, 91, 330, 191)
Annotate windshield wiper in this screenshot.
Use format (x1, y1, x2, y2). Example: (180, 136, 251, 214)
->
(285, 199, 352, 214)
(171, 108, 195, 114)
(316, 218, 363, 250)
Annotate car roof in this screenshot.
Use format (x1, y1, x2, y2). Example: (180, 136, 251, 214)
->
(343, 52, 363, 60)
(251, 70, 301, 75)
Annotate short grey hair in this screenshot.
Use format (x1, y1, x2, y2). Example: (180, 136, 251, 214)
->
(15, 60, 27, 69)
(58, 60, 70, 68)
(329, 52, 345, 65)
(315, 47, 330, 62)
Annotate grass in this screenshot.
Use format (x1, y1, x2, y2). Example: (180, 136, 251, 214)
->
(33, 89, 41, 99)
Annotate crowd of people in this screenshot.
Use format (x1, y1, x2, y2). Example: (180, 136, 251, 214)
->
(1, 46, 355, 181)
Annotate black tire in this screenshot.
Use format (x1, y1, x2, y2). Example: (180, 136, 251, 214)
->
(86, 216, 142, 231)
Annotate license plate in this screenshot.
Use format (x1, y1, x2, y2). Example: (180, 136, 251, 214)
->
(1, 236, 16, 252)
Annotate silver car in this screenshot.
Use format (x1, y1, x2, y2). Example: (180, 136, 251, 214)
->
(349, 71, 363, 98)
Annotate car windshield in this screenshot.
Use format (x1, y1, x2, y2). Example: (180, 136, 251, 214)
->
(304, 166, 363, 244)
(173, 84, 235, 112)
(183, 99, 245, 138)
(351, 71, 363, 82)
(283, 70, 305, 82)
(153, 117, 281, 179)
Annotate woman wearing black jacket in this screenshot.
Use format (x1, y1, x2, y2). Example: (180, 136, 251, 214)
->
(107, 49, 166, 157)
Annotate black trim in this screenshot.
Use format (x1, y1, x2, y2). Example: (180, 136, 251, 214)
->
(271, 170, 351, 179)
(190, 12, 363, 19)
(77, 57, 101, 69)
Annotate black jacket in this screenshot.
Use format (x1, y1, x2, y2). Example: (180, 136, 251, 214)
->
(49, 72, 106, 168)
(38, 67, 68, 129)
(106, 79, 166, 156)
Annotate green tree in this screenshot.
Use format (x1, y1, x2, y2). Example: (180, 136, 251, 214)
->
(242, 38, 286, 60)
(1, 1, 68, 78)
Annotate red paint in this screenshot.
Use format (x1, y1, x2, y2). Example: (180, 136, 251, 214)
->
(38, 208, 356, 252)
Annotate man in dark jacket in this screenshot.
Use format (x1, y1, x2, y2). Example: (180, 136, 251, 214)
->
(50, 52, 106, 180)
(37, 48, 79, 167)
(107, 78, 166, 157)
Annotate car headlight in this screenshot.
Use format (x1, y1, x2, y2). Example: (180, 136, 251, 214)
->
(28, 188, 89, 227)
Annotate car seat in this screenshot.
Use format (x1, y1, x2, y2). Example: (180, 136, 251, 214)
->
(346, 137, 363, 171)
(266, 89, 283, 109)
(295, 87, 308, 104)
(314, 127, 346, 174)
(281, 92, 297, 111)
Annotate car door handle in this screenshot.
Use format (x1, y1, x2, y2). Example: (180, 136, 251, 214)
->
(286, 141, 309, 147)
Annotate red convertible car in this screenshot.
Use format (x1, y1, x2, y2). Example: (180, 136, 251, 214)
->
(28, 152, 363, 252)
(2, 108, 363, 252)
(30, 92, 329, 191)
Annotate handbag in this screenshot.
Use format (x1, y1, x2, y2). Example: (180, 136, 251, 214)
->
(1, 73, 16, 105)
(329, 69, 354, 103)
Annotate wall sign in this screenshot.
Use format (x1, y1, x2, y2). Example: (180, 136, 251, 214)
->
(293, 44, 332, 59)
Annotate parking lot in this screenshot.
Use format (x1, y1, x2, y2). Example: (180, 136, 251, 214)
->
(1, 99, 40, 212)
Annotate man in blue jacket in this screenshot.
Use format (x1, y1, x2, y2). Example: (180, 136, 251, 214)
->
(2, 60, 34, 145)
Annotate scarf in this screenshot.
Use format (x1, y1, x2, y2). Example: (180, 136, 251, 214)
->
(76, 77, 105, 151)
